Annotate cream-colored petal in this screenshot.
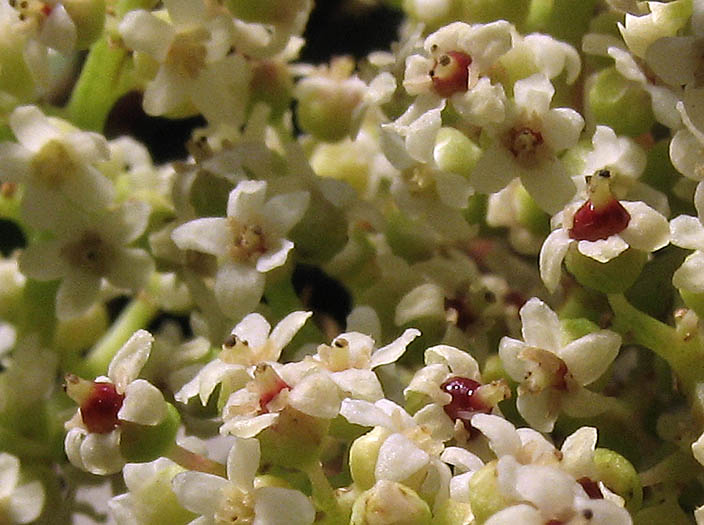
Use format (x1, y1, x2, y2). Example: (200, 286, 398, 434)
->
(118, 379, 167, 425)
(171, 470, 228, 515)
(558, 330, 621, 386)
(80, 430, 125, 475)
(471, 413, 521, 458)
(520, 297, 561, 352)
(108, 329, 154, 391)
(376, 433, 429, 482)
(519, 159, 576, 215)
(539, 228, 572, 293)
(119, 10, 175, 62)
(577, 236, 629, 263)
(227, 180, 267, 224)
(673, 251, 704, 293)
(227, 437, 260, 490)
(670, 215, 704, 251)
(253, 487, 315, 525)
(516, 389, 560, 433)
(171, 218, 230, 258)
(370, 328, 420, 368)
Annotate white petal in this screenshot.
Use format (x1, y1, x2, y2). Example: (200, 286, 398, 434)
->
(214, 263, 265, 320)
(220, 413, 279, 438)
(574, 498, 633, 525)
(164, 0, 207, 25)
(122, 457, 178, 492)
(673, 251, 704, 293)
(339, 399, 394, 428)
(171, 218, 229, 258)
(435, 171, 475, 209)
(670, 129, 704, 181)
(256, 238, 294, 273)
(233, 313, 271, 350)
(0, 453, 19, 498)
(18, 239, 69, 281)
(10, 106, 59, 151)
(262, 192, 310, 236)
(471, 413, 521, 458)
(484, 504, 543, 525)
(541, 108, 584, 153)
(561, 388, 612, 418)
(440, 447, 484, 472)
(375, 433, 429, 482)
(7, 480, 44, 524)
(469, 143, 518, 194)
(172, 471, 228, 514)
(108, 329, 154, 391)
(520, 297, 561, 352)
(80, 430, 126, 475)
(40, 4, 76, 54)
(620, 201, 670, 252)
(55, 271, 101, 321)
(577, 236, 629, 263)
(331, 369, 384, 401)
(227, 437, 260, 490)
(519, 159, 576, 215)
(142, 67, 188, 116)
(498, 337, 530, 382)
(539, 229, 572, 293)
(119, 10, 175, 62)
(513, 74, 554, 115)
(268, 311, 312, 357)
(118, 379, 167, 425)
(558, 330, 621, 386)
(370, 328, 420, 368)
(424, 345, 480, 379)
(645, 36, 697, 87)
(0, 142, 31, 183)
(516, 389, 560, 433)
(288, 373, 341, 419)
(670, 215, 704, 250)
(515, 464, 576, 517)
(107, 248, 154, 291)
(227, 180, 268, 223)
(560, 427, 597, 479)
(253, 487, 315, 525)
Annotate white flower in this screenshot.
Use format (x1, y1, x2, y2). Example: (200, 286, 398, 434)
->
(340, 398, 454, 504)
(64, 330, 168, 475)
(485, 455, 632, 525)
(171, 180, 309, 320)
(539, 171, 670, 293)
(119, 0, 251, 125)
(498, 298, 622, 432)
(171, 437, 315, 525)
(0, 453, 44, 524)
(175, 311, 312, 405)
(18, 199, 154, 320)
(0, 105, 113, 228)
(469, 74, 583, 214)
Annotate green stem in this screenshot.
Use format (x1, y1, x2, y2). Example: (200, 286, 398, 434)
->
(79, 288, 158, 377)
(165, 443, 226, 477)
(608, 294, 704, 413)
(304, 461, 346, 524)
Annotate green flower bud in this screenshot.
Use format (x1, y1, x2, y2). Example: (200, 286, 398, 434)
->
(120, 403, 181, 463)
(564, 245, 648, 294)
(295, 57, 365, 143)
(432, 498, 474, 525)
(525, 0, 596, 46)
(54, 302, 108, 354)
(258, 406, 330, 470)
(433, 127, 482, 179)
(349, 427, 389, 491)
(587, 67, 655, 137)
(0, 34, 37, 103)
(469, 461, 511, 524)
(310, 139, 373, 197)
(250, 60, 293, 121)
(350, 480, 432, 525)
(593, 448, 642, 512)
(63, 0, 106, 50)
(386, 210, 435, 262)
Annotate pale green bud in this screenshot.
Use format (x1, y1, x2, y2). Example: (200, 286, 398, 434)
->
(349, 427, 390, 490)
(468, 461, 511, 524)
(564, 245, 648, 294)
(433, 127, 482, 179)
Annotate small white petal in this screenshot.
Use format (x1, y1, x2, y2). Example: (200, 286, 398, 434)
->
(172, 471, 228, 515)
(253, 487, 315, 525)
(262, 191, 310, 236)
(227, 437, 260, 490)
(498, 337, 530, 383)
(227, 180, 268, 224)
(119, 11, 175, 63)
(375, 433, 429, 482)
(620, 201, 670, 252)
(558, 330, 621, 386)
(516, 389, 560, 433)
(515, 464, 576, 517)
(7, 480, 44, 524)
(577, 237, 629, 263)
(0, 453, 19, 498)
(370, 328, 420, 368)
(673, 251, 704, 293)
(539, 229, 572, 293)
(118, 379, 167, 425)
(513, 74, 554, 116)
(520, 297, 561, 352)
(424, 345, 480, 379)
(171, 218, 230, 258)
(331, 369, 384, 401)
(519, 159, 576, 215)
(220, 413, 279, 438)
(268, 311, 312, 357)
(339, 399, 394, 428)
(10, 106, 60, 152)
(670, 215, 704, 251)
(80, 430, 125, 475)
(214, 263, 265, 320)
(288, 373, 341, 418)
(471, 413, 521, 458)
(55, 271, 101, 321)
(256, 238, 294, 273)
(560, 427, 597, 479)
(484, 504, 543, 525)
(108, 330, 154, 391)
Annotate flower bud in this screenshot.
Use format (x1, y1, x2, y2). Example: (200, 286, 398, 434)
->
(587, 67, 654, 137)
(564, 245, 647, 294)
(593, 448, 642, 512)
(120, 402, 181, 463)
(54, 302, 108, 354)
(350, 480, 432, 525)
(349, 427, 389, 491)
(433, 127, 482, 179)
(249, 60, 293, 121)
(468, 461, 511, 523)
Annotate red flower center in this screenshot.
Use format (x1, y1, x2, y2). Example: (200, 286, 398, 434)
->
(80, 382, 125, 434)
(569, 198, 631, 242)
(430, 51, 472, 97)
(440, 376, 490, 428)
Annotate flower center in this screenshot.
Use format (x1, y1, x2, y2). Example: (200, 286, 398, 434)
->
(518, 346, 569, 392)
(61, 231, 113, 276)
(569, 170, 631, 242)
(65, 375, 125, 434)
(253, 364, 290, 413)
(430, 51, 472, 98)
(30, 139, 77, 188)
(215, 484, 255, 525)
(228, 219, 267, 262)
(166, 28, 209, 79)
(505, 126, 544, 168)
(441, 377, 489, 423)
